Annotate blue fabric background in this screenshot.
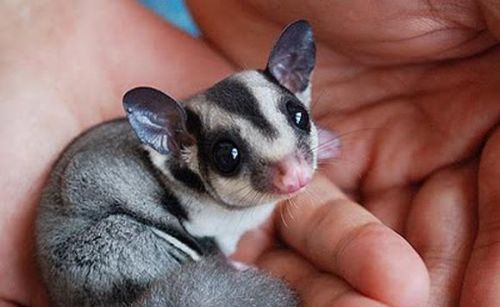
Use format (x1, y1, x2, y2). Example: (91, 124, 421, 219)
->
(140, 0, 200, 36)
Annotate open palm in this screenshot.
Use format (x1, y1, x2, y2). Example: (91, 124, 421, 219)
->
(219, 0, 500, 306)
(1, 0, 498, 306)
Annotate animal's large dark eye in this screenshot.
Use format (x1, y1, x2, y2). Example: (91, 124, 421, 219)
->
(212, 140, 241, 174)
(286, 101, 310, 131)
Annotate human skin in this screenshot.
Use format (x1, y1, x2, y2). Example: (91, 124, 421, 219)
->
(0, 0, 499, 306)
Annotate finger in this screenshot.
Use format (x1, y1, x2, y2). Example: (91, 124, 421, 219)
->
(405, 164, 477, 306)
(278, 174, 429, 306)
(461, 127, 500, 305)
(257, 249, 386, 307)
(231, 215, 276, 263)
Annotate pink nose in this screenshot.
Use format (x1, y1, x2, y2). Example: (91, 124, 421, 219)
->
(272, 155, 312, 194)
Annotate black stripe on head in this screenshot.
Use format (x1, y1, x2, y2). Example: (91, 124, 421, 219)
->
(169, 164, 207, 194)
(184, 107, 222, 195)
(204, 78, 278, 138)
(174, 108, 209, 195)
(185, 108, 203, 140)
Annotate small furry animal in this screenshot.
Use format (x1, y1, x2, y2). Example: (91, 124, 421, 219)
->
(36, 20, 318, 306)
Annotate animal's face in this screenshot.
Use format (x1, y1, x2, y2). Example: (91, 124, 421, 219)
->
(181, 70, 318, 207)
(124, 20, 317, 208)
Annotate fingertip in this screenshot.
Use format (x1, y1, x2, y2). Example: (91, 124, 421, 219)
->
(279, 174, 430, 305)
(338, 223, 430, 306)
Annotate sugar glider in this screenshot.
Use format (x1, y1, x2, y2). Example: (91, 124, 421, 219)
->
(36, 20, 321, 306)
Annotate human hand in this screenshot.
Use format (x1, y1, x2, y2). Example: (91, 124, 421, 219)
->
(0, 1, 234, 305)
(1, 0, 499, 306)
(190, 0, 500, 306)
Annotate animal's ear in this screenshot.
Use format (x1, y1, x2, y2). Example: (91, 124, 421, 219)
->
(123, 87, 195, 155)
(266, 20, 316, 98)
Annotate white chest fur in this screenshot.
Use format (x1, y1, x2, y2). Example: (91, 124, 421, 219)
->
(183, 201, 275, 255)
(146, 147, 277, 255)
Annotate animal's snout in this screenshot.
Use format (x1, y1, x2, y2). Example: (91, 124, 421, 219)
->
(271, 154, 312, 194)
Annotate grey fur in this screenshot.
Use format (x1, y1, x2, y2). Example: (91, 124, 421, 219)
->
(36, 120, 297, 306)
(36, 20, 316, 306)
(134, 255, 297, 307)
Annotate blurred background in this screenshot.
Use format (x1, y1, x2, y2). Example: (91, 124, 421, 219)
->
(140, 0, 200, 36)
